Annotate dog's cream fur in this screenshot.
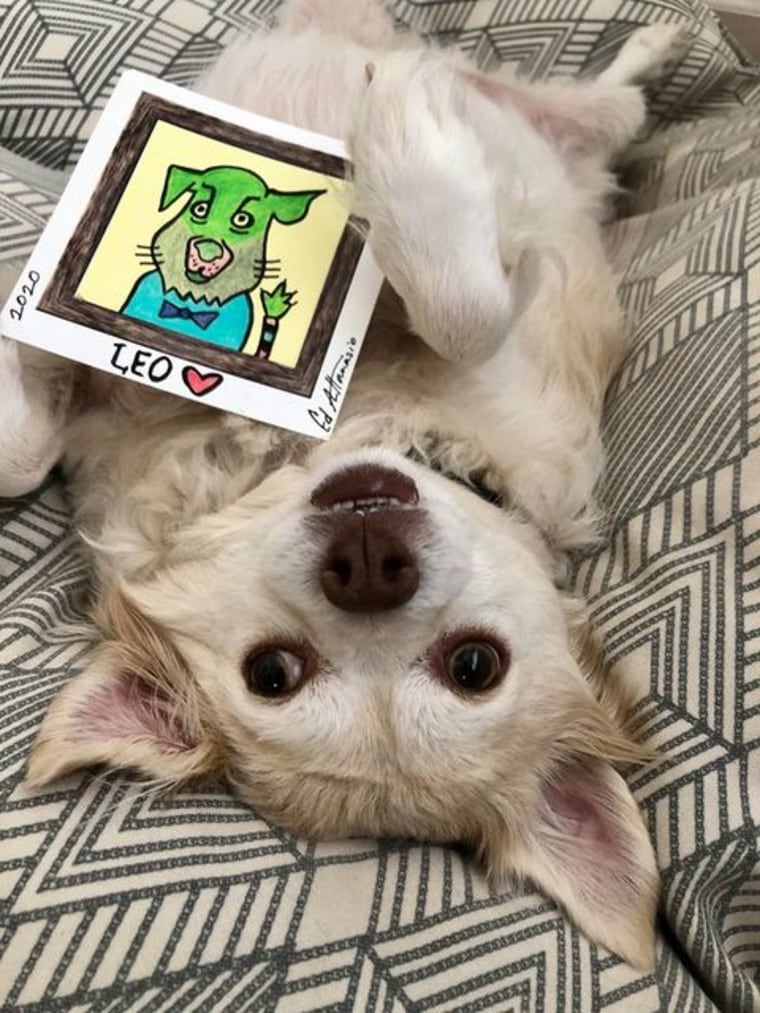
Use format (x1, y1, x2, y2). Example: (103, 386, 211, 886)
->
(1, 0, 687, 969)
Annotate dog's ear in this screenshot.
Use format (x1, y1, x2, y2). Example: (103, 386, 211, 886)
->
(159, 165, 203, 211)
(26, 589, 221, 790)
(266, 188, 325, 225)
(480, 730, 659, 969)
(477, 610, 658, 968)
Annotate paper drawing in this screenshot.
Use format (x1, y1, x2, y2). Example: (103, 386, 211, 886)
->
(120, 164, 324, 358)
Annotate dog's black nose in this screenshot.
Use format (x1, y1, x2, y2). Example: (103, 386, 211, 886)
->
(311, 464, 421, 613)
(320, 513, 419, 612)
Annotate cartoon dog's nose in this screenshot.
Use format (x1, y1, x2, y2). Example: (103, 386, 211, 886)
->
(311, 464, 421, 613)
(194, 239, 224, 263)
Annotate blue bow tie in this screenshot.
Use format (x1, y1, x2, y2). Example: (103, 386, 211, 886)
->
(159, 300, 218, 330)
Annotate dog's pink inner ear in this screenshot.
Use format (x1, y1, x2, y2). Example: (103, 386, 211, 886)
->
(543, 764, 622, 869)
(534, 760, 656, 922)
(517, 760, 658, 968)
(72, 675, 195, 752)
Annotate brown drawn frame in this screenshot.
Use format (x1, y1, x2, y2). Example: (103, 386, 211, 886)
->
(38, 92, 365, 397)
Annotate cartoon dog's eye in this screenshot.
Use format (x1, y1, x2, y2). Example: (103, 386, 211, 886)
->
(244, 648, 307, 698)
(190, 201, 209, 220)
(434, 633, 508, 695)
(231, 210, 254, 229)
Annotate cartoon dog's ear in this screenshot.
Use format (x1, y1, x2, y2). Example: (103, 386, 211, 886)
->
(479, 722, 659, 969)
(267, 188, 325, 225)
(159, 165, 203, 211)
(25, 589, 222, 790)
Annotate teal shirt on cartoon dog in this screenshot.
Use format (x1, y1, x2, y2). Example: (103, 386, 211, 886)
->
(122, 270, 252, 351)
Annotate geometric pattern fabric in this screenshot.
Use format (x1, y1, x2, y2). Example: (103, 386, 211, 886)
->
(1, 0, 760, 1009)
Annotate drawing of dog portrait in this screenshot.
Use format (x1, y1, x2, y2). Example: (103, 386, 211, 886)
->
(121, 164, 324, 356)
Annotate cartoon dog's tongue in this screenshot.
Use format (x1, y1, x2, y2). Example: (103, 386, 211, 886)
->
(186, 238, 233, 280)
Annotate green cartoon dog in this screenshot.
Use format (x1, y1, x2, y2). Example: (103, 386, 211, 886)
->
(122, 164, 324, 357)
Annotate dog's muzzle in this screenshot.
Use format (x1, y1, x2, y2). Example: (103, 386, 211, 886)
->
(186, 237, 233, 279)
(310, 463, 425, 613)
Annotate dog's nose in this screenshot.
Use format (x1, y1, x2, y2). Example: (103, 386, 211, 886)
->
(319, 513, 419, 612)
(311, 464, 421, 613)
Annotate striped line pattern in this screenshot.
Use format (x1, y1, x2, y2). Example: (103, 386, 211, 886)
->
(1, 0, 760, 1009)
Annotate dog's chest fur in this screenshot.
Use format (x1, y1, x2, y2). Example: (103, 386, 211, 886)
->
(64, 304, 470, 563)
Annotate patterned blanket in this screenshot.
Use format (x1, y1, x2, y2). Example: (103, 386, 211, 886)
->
(1, 1, 758, 1009)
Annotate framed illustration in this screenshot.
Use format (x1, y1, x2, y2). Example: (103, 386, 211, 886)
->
(1, 72, 383, 438)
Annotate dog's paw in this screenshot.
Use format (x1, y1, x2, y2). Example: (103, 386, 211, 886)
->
(629, 23, 693, 79)
(350, 52, 516, 364)
(352, 52, 484, 195)
(602, 23, 693, 86)
(0, 339, 71, 498)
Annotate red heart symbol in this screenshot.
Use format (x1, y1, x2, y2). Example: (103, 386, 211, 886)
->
(182, 366, 223, 397)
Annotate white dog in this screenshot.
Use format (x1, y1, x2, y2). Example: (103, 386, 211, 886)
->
(1, 0, 685, 968)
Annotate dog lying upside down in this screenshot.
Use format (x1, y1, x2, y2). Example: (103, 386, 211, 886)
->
(0, 0, 688, 969)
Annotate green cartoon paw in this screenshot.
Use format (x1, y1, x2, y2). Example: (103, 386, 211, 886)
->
(261, 281, 297, 320)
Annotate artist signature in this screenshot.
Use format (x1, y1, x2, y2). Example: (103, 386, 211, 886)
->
(308, 337, 358, 434)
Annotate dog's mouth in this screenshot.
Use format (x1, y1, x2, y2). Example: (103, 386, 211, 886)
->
(325, 495, 410, 513)
(311, 464, 419, 512)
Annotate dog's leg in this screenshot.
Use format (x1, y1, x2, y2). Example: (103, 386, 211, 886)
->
(468, 24, 689, 180)
(277, 0, 397, 47)
(597, 23, 691, 86)
(0, 338, 74, 497)
(471, 71, 647, 181)
(350, 53, 522, 365)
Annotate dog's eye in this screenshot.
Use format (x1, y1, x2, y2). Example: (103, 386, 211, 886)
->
(444, 640, 506, 693)
(244, 649, 305, 698)
(190, 201, 209, 220)
(232, 211, 254, 229)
